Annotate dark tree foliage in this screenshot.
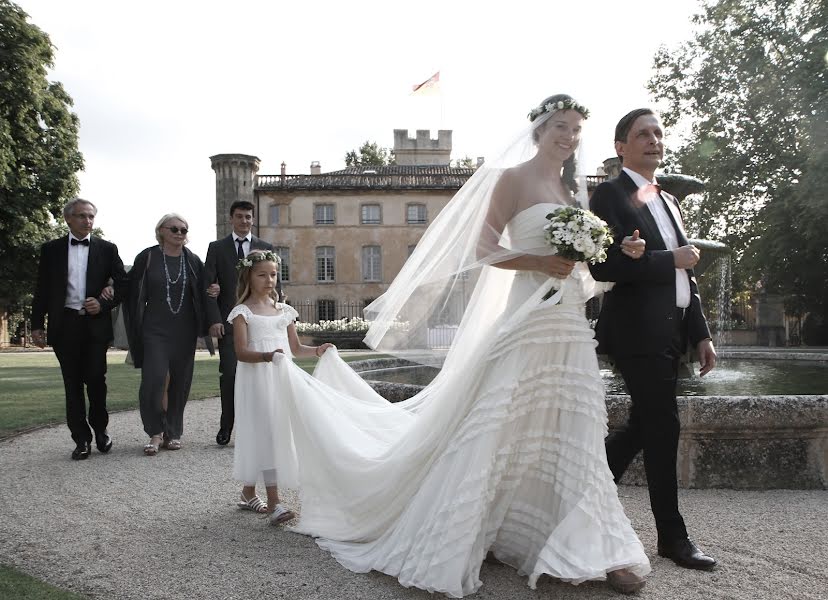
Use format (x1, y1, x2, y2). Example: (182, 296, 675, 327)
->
(649, 0, 827, 328)
(344, 141, 394, 167)
(0, 0, 84, 309)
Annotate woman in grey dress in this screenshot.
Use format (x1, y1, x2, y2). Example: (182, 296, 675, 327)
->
(123, 214, 212, 455)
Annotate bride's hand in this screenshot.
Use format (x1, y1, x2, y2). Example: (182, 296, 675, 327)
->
(536, 255, 576, 279)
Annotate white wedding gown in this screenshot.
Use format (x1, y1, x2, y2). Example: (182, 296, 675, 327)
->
(268, 203, 650, 597)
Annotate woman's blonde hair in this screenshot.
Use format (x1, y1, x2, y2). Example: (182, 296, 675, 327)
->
(154, 213, 190, 244)
(236, 250, 280, 305)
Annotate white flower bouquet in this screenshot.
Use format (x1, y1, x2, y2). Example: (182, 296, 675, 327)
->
(543, 206, 613, 265)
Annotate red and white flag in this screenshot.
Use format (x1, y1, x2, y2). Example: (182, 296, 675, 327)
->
(411, 71, 440, 95)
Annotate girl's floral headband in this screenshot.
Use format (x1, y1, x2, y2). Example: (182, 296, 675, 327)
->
(236, 250, 281, 271)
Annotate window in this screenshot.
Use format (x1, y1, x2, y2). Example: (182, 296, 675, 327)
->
(317, 299, 335, 321)
(314, 203, 335, 225)
(274, 246, 290, 282)
(362, 298, 376, 309)
(361, 245, 382, 282)
(316, 246, 335, 282)
(407, 203, 427, 224)
(361, 204, 381, 224)
(407, 244, 417, 257)
(268, 205, 280, 226)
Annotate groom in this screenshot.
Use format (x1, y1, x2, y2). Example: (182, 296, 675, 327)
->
(589, 108, 718, 570)
(204, 200, 279, 446)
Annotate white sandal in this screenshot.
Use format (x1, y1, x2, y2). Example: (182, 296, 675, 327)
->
(237, 493, 268, 514)
(269, 504, 296, 525)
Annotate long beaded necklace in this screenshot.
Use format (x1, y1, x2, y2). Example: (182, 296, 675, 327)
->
(160, 246, 187, 315)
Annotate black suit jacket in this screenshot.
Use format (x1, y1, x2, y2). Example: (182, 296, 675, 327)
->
(588, 172, 711, 357)
(204, 234, 279, 327)
(31, 235, 127, 345)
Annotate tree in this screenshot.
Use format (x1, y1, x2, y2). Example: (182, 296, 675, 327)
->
(0, 0, 84, 313)
(452, 155, 475, 169)
(649, 0, 827, 329)
(344, 141, 394, 167)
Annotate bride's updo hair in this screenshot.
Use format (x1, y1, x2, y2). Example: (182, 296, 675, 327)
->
(528, 93, 589, 196)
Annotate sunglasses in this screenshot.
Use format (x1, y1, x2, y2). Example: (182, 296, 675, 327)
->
(164, 226, 189, 235)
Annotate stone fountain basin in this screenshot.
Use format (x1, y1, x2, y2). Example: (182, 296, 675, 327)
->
(349, 352, 828, 490)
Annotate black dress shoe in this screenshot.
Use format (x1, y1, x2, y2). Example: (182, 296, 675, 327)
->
(71, 442, 91, 460)
(658, 538, 717, 570)
(95, 430, 113, 453)
(216, 428, 231, 446)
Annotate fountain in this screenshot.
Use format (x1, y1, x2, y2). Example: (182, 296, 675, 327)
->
(347, 169, 828, 490)
(351, 355, 828, 489)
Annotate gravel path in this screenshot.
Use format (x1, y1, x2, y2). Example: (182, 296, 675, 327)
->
(1, 397, 826, 600)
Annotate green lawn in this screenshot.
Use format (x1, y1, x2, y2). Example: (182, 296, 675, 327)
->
(0, 350, 381, 439)
(0, 565, 86, 600)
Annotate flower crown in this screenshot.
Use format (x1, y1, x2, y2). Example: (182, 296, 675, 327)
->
(236, 250, 281, 271)
(528, 98, 590, 122)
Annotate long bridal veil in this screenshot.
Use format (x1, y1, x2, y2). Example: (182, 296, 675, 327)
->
(363, 109, 592, 372)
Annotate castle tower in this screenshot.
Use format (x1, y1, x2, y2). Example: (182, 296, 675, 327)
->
(210, 154, 261, 238)
(393, 130, 452, 165)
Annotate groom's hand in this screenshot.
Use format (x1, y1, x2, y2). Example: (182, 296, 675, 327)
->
(621, 229, 646, 259)
(673, 244, 700, 269)
(697, 338, 717, 376)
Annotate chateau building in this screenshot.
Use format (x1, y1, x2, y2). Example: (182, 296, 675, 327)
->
(211, 130, 603, 323)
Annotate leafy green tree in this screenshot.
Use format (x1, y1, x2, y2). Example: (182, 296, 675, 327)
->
(452, 155, 475, 168)
(344, 141, 394, 167)
(649, 0, 827, 330)
(0, 0, 84, 314)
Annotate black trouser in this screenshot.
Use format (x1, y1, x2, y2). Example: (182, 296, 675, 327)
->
(52, 310, 110, 446)
(139, 333, 197, 439)
(606, 311, 688, 544)
(218, 329, 237, 431)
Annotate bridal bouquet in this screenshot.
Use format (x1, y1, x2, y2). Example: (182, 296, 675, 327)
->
(543, 206, 613, 264)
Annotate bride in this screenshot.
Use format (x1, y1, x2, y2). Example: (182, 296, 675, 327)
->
(268, 94, 650, 596)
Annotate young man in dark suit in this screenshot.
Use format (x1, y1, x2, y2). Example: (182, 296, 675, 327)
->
(31, 198, 127, 460)
(589, 109, 718, 570)
(204, 200, 280, 446)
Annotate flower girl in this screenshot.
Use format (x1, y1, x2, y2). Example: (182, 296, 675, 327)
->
(228, 250, 333, 524)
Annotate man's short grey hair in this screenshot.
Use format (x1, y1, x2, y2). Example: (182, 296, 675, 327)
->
(63, 197, 98, 218)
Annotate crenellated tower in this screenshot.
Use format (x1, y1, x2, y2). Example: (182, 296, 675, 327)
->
(393, 130, 452, 166)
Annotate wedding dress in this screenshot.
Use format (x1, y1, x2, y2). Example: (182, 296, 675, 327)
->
(269, 202, 651, 597)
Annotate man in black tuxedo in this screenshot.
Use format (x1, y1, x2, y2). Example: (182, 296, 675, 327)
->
(31, 198, 127, 460)
(205, 200, 280, 446)
(589, 109, 718, 570)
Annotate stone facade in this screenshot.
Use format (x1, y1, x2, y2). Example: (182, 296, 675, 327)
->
(257, 185, 456, 311)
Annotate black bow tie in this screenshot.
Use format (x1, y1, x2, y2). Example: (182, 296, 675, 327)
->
(71, 238, 90, 246)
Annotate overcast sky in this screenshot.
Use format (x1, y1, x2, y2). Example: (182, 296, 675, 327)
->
(17, 0, 702, 262)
